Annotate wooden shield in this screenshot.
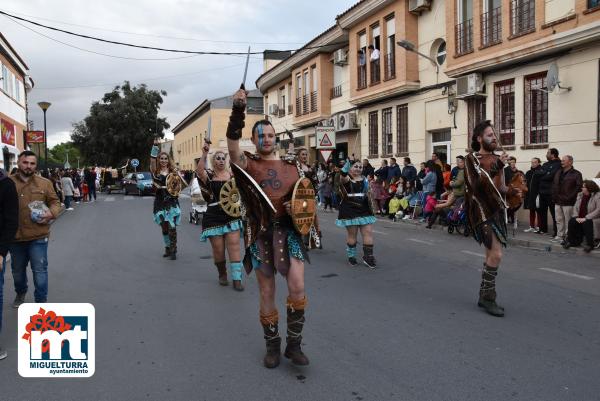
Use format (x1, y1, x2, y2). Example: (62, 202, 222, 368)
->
(166, 173, 185, 197)
(291, 177, 316, 235)
(219, 178, 242, 218)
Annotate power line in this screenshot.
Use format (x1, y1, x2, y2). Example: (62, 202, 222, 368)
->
(0, 9, 345, 56)
(2, 8, 306, 45)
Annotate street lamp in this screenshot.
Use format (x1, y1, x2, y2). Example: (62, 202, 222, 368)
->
(37, 101, 51, 171)
(397, 40, 439, 74)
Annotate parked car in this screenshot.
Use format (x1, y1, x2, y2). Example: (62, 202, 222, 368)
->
(123, 172, 155, 196)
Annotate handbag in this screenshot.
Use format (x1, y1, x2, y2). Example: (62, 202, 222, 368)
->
(73, 188, 81, 197)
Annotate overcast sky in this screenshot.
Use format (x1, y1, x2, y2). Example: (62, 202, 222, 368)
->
(1, 0, 355, 147)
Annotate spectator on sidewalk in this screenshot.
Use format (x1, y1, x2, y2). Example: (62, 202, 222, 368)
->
(387, 158, 401, 185)
(362, 159, 375, 178)
(0, 167, 19, 360)
(564, 180, 600, 253)
(431, 152, 444, 170)
(416, 162, 426, 191)
(9, 151, 61, 307)
(552, 155, 583, 243)
(84, 167, 97, 202)
(60, 171, 75, 211)
(524, 158, 542, 232)
(375, 159, 389, 182)
(401, 157, 417, 187)
(536, 148, 562, 236)
(420, 161, 437, 195)
(504, 156, 523, 224)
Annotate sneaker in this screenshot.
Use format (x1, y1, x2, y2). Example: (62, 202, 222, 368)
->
(12, 293, 25, 308)
(0, 347, 7, 360)
(402, 215, 411, 220)
(348, 257, 358, 266)
(66, 208, 74, 211)
(362, 256, 376, 269)
(523, 227, 536, 233)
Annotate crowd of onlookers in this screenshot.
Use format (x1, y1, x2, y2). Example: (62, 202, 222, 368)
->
(42, 167, 99, 210)
(309, 149, 600, 253)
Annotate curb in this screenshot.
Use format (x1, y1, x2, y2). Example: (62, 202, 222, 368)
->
(377, 216, 600, 258)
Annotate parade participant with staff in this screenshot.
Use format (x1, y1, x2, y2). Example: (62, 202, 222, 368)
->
(336, 159, 377, 268)
(150, 145, 186, 260)
(226, 81, 316, 368)
(196, 135, 245, 291)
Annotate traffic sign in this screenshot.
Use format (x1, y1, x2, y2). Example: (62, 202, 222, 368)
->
(320, 150, 333, 162)
(130, 159, 139, 168)
(316, 126, 336, 149)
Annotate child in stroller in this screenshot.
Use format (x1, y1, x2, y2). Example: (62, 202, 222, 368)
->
(189, 176, 207, 225)
(446, 197, 470, 236)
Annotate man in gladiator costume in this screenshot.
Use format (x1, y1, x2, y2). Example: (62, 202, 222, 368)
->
(226, 88, 312, 368)
(464, 120, 509, 317)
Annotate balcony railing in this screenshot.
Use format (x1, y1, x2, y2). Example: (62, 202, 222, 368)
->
(295, 98, 301, 116)
(277, 108, 286, 118)
(481, 7, 502, 48)
(357, 64, 367, 90)
(384, 52, 395, 80)
(288, 104, 293, 114)
(310, 91, 318, 112)
(455, 19, 473, 56)
(510, 0, 535, 37)
(330, 85, 342, 99)
(370, 59, 381, 85)
(302, 94, 309, 115)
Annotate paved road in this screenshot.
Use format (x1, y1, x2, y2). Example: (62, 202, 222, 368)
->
(1, 193, 599, 401)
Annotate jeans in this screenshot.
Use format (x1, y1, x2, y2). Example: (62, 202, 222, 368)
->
(9, 238, 49, 302)
(0, 256, 5, 332)
(88, 185, 97, 200)
(64, 195, 72, 209)
(538, 194, 556, 236)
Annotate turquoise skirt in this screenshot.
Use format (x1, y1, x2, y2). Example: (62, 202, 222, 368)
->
(335, 215, 377, 227)
(200, 219, 243, 242)
(153, 206, 181, 228)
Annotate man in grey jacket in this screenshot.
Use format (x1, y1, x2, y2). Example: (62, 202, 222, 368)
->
(60, 171, 75, 211)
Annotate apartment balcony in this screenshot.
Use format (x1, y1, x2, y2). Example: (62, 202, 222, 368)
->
(302, 94, 309, 115)
(277, 108, 286, 118)
(288, 104, 293, 115)
(330, 85, 342, 99)
(370, 59, 381, 85)
(481, 7, 502, 48)
(357, 64, 367, 90)
(310, 91, 318, 113)
(510, 0, 535, 38)
(455, 19, 473, 56)
(384, 52, 395, 81)
(295, 98, 301, 117)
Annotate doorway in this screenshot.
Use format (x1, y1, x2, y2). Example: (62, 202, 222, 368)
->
(430, 129, 451, 165)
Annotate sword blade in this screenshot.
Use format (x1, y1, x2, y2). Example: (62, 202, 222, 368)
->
(205, 116, 212, 143)
(241, 46, 251, 89)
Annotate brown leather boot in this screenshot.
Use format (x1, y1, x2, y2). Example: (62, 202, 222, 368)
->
(260, 311, 281, 369)
(284, 297, 309, 366)
(478, 264, 504, 317)
(215, 261, 228, 286)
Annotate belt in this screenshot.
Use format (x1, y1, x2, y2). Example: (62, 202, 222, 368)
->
(208, 202, 219, 207)
(347, 193, 365, 197)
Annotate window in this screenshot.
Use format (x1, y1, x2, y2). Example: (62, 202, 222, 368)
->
(525, 73, 548, 144)
(278, 87, 286, 117)
(247, 97, 264, 114)
(1, 65, 8, 93)
(467, 98, 486, 146)
(481, 0, 502, 47)
(385, 16, 396, 80)
(510, 0, 535, 37)
(368, 111, 379, 157)
(436, 41, 447, 65)
(494, 80, 515, 146)
(589, 0, 600, 9)
(358, 31, 367, 89)
(382, 108, 393, 156)
(370, 24, 381, 84)
(295, 74, 302, 116)
(310, 65, 318, 113)
(287, 82, 293, 114)
(396, 104, 408, 155)
(455, 0, 473, 56)
(598, 61, 600, 141)
(303, 71, 309, 114)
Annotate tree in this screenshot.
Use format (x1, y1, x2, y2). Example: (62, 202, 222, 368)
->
(71, 81, 169, 168)
(48, 142, 82, 167)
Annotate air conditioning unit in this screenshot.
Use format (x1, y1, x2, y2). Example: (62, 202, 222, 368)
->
(333, 49, 348, 65)
(456, 73, 485, 98)
(337, 112, 358, 132)
(409, 0, 432, 14)
(268, 104, 279, 116)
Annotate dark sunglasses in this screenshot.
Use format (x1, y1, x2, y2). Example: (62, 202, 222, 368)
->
(215, 156, 226, 161)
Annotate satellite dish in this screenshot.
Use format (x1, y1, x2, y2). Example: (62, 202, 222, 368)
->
(546, 62, 571, 92)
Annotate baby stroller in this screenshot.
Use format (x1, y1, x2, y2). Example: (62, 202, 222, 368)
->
(446, 199, 470, 237)
(189, 178, 207, 225)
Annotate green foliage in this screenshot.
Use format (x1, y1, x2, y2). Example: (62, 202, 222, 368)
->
(48, 142, 82, 167)
(71, 81, 170, 168)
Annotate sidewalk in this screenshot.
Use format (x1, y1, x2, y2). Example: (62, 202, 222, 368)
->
(379, 215, 600, 259)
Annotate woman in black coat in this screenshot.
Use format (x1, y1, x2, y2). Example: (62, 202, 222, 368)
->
(523, 158, 542, 232)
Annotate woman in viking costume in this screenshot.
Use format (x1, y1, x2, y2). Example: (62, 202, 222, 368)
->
(195, 141, 244, 291)
(227, 88, 317, 369)
(335, 159, 377, 268)
(150, 149, 184, 260)
(464, 120, 510, 317)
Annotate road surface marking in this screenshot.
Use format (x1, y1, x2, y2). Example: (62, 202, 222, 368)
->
(408, 238, 434, 245)
(539, 268, 594, 281)
(461, 250, 485, 258)
(142, 196, 154, 200)
(372, 230, 388, 235)
(104, 197, 115, 202)
(124, 196, 134, 200)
